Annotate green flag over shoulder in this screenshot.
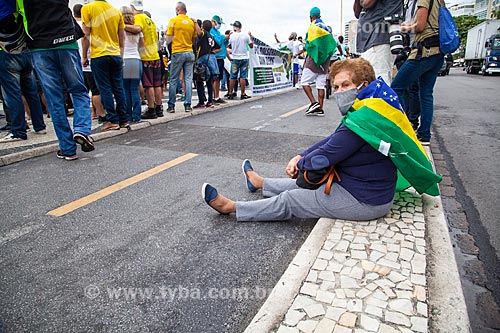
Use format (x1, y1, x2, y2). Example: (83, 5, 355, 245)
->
(342, 78, 442, 196)
(305, 19, 336, 67)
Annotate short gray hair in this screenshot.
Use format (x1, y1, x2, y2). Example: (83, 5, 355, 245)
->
(176, 2, 187, 12)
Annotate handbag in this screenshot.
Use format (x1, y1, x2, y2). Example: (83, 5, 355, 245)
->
(193, 62, 207, 81)
(296, 165, 340, 195)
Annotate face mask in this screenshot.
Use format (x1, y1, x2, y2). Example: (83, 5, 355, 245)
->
(215, 24, 221, 30)
(334, 83, 364, 115)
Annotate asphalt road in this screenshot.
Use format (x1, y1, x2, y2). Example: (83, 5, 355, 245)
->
(433, 68, 500, 331)
(0, 90, 344, 333)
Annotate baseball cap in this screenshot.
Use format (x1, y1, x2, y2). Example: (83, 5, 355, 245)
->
(212, 15, 224, 24)
(231, 21, 242, 29)
(130, 0, 143, 11)
(310, 7, 321, 17)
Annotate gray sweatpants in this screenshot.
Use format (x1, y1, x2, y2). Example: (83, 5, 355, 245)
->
(236, 178, 393, 222)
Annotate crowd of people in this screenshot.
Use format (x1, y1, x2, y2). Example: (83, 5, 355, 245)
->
(0, 0, 256, 158)
(0, 0, 443, 163)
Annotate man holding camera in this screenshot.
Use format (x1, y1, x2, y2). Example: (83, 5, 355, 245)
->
(353, 0, 403, 84)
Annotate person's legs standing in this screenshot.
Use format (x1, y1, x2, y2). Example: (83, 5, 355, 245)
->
(213, 58, 224, 100)
(182, 52, 195, 109)
(301, 68, 319, 105)
(407, 81, 421, 129)
(107, 56, 128, 124)
(0, 51, 27, 140)
(362, 44, 394, 84)
(239, 59, 249, 97)
(123, 78, 133, 121)
(228, 60, 239, 98)
(292, 62, 299, 87)
(152, 61, 163, 113)
(206, 55, 218, 103)
(392, 59, 422, 112)
(20, 56, 46, 132)
(168, 53, 182, 110)
(315, 73, 327, 110)
(130, 78, 142, 122)
(417, 54, 444, 142)
(58, 50, 92, 135)
(32, 50, 77, 154)
(92, 56, 119, 124)
(195, 79, 206, 105)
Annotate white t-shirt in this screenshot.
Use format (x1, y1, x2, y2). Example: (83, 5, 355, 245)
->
(123, 32, 143, 59)
(280, 39, 302, 64)
(229, 31, 251, 60)
(76, 20, 91, 72)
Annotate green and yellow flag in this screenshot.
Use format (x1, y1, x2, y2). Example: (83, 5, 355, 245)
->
(342, 78, 442, 196)
(305, 19, 336, 67)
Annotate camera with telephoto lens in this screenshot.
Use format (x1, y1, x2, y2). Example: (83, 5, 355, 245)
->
(384, 13, 404, 55)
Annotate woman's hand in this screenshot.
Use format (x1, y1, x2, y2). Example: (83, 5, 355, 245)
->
(285, 155, 302, 179)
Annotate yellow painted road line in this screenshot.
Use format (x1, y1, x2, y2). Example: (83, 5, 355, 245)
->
(47, 153, 198, 217)
(280, 104, 310, 119)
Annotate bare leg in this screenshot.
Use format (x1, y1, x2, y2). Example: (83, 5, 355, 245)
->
(154, 86, 163, 106)
(213, 79, 220, 99)
(229, 79, 236, 96)
(146, 87, 155, 108)
(246, 170, 264, 189)
(208, 193, 236, 214)
(318, 89, 325, 109)
(302, 85, 317, 104)
(239, 78, 246, 95)
(93, 95, 105, 117)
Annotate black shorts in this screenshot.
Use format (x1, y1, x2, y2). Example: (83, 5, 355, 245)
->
(216, 58, 225, 81)
(83, 71, 100, 96)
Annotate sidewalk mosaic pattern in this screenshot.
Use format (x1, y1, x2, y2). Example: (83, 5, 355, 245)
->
(276, 191, 429, 333)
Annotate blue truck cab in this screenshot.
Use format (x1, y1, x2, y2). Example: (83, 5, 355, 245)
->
(483, 34, 500, 76)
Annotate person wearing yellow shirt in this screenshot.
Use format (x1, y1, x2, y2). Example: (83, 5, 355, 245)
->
(128, 0, 163, 119)
(82, 0, 128, 131)
(165, 1, 201, 113)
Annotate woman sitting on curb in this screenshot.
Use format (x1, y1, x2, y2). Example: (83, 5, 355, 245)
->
(202, 58, 441, 222)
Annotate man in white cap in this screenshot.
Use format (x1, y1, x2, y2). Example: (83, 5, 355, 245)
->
(127, 0, 163, 119)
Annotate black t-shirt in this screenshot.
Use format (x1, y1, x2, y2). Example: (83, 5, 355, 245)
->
(196, 30, 220, 57)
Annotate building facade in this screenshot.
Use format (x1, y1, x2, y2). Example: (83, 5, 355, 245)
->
(450, 1, 475, 16)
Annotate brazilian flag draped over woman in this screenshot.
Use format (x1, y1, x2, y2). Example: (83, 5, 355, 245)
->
(343, 78, 442, 196)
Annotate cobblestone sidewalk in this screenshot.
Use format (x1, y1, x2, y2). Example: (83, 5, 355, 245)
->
(276, 190, 429, 333)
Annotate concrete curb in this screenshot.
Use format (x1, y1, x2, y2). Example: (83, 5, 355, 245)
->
(424, 194, 471, 333)
(0, 88, 295, 167)
(243, 146, 471, 332)
(424, 146, 471, 333)
(244, 218, 333, 333)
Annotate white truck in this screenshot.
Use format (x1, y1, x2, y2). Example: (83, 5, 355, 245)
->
(464, 20, 500, 75)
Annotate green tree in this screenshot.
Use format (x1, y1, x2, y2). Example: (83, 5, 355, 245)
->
(454, 15, 486, 57)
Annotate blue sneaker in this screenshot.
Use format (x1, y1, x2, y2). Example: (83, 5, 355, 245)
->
(202, 183, 227, 215)
(242, 159, 257, 192)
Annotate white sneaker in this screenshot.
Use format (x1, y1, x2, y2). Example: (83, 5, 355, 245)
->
(0, 133, 25, 143)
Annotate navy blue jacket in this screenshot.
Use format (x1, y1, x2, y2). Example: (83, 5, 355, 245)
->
(298, 124, 397, 205)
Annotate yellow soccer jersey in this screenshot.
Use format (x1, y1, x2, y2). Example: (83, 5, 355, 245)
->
(134, 13, 159, 61)
(81, 1, 124, 58)
(166, 14, 196, 54)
